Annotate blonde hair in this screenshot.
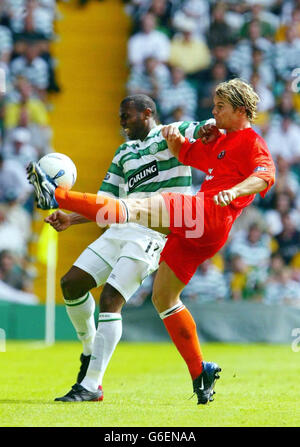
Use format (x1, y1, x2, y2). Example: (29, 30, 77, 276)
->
(215, 78, 260, 122)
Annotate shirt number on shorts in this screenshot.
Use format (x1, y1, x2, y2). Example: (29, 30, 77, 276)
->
(145, 241, 161, 257)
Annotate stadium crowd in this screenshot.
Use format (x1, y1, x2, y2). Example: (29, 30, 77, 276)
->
(124, 0, 300, 307)
(0, 0, 59, 304)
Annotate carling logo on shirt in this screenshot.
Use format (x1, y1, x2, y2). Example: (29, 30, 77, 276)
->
(254, 166, 267, 172)
(128, 160, 158, 192)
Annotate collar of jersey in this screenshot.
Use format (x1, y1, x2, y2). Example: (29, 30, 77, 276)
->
(136, 124, 163, 145)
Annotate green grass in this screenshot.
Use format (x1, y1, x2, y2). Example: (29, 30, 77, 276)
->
(0, 341, 299, 427)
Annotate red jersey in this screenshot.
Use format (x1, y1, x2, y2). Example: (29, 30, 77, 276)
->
(178, 127, 276, 210)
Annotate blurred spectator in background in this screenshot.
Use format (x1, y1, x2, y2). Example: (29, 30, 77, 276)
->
(10, 39, 49, 101)
(275, 6, 300, 41)
(250, 71, 275, 126)
(264, 112, 300, 166)
(208, 44, 236, 78)
(127, 12, 170, 68)
(264, 191, 300, 236)
(239, 2, 279, 39)
(274, 87, 300, 120)
(126, 56, 170, 101)
(11, 0, 54, 40)
(169, 14, 211, 75)
(271, 155, 300, 202)
(275, 23, 300, 83)
(182, 259, 228, 302)
(274, 212, 300, 264)
(206, 1, 236, 48)
(239, 47, 275, 87)
(172, 0, 210, 40)
(0, 199, 30, 256)
(0, 153, 32, 204)
(264, 266, 300, 306)
(4, 76, 49, 130)
(147, 0, 173, 37)
(0, 23, 13, 64)
(229, 204, 265, 237)
(0, 249, 30, 290)
(2, 126, 38, 168)
(228, 19, 274, 80)
(227, 253, 266, 301)
(158, 65, 197, 122)
(227, 223, 272, 271)
(0, 249, 37, 305)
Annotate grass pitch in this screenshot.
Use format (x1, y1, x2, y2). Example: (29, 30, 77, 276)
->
(0, 341, 299, 427)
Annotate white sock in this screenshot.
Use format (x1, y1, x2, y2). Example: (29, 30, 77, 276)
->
(65, 292, 96, 355)
(81, 312, 122, 392)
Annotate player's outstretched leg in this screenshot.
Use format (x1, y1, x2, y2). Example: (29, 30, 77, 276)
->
(27, 162, 128, 223)
(27, 163, 169, 232)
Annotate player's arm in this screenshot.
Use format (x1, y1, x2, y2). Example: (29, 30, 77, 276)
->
(45, 210, 90, 232)
(213, 176, 268, 207)
(214, 140, 276, 207)
(162, 124, 219, 171)
(162, 120, 220, 159)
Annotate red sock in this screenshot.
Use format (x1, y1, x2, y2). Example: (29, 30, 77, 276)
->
(55, 188, 127, 224)
(162, 305, 203, 380)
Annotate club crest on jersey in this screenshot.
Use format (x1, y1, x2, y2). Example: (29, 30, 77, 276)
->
(149, 142, 159, 155)
(217, 150, 226, 159)
(104, 173, 111, 181)
(128, 160, 158, 192)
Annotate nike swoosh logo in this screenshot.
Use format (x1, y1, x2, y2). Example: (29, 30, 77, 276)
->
(199, 377, 205, 390)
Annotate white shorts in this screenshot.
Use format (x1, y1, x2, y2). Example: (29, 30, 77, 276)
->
(73, 229, 165, 301)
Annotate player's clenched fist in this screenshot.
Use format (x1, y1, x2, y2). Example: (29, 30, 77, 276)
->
(44, 209, 71, 231)
(213, 189, 238, 207)
(198, 123, 222, 144)
(162, 125, 185, 157)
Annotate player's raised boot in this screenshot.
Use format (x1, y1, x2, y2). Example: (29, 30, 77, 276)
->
(54, 383, 103, 402)
(26, 162, 58, 210)
(193, 361, 221, 405)
(76, 353, 91, 384)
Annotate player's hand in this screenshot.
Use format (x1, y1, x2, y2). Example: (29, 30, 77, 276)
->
(213, 189, 238, 207)
(44, 210, 71, 232)
(161, 125, 185, 156)
(198, 124, 221, 144)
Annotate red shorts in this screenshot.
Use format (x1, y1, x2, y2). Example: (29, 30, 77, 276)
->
(160, 192, 241, 284)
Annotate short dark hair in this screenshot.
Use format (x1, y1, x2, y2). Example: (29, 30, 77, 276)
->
(121, 94, 157, 118)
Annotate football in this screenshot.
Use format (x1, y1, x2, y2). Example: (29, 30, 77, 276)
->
(37, 153, 77, 190)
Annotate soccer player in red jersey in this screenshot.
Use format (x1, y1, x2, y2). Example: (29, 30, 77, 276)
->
(28, 79, 275, 404)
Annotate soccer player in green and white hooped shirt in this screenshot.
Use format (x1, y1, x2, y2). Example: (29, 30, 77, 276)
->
(47, 94, 212, 402)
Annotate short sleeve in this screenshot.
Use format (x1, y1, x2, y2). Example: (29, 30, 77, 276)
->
(245, 137, 276, 197)
(99, 147, 125, 198)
